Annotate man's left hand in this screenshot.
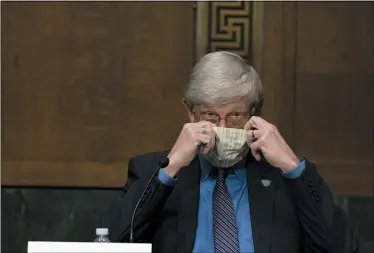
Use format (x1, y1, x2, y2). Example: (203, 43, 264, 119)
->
(244, 116, 300, 173)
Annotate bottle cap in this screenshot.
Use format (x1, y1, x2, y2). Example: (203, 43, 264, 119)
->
(96, 228, 108, 235)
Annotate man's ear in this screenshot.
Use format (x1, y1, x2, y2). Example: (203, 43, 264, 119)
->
(251, 98, 264, 116)
(182, 99, 196, 122)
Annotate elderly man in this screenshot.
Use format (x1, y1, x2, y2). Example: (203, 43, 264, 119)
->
(104, 51, 359, 253)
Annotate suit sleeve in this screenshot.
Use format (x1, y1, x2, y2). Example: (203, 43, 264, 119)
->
(284, 159, 360, 253)
(102, 157, 175, 243)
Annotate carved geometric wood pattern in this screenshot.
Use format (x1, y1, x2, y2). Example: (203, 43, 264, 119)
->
(207, 1, 253, 63)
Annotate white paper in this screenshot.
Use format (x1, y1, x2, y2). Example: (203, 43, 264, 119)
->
(28, 241, 152, 253)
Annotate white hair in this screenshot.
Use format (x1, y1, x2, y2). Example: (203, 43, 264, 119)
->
(184, 51, 264, 115)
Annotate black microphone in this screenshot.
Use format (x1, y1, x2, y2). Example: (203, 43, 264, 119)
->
(129, 169, 158, 243)
(129, 157, 169, 243)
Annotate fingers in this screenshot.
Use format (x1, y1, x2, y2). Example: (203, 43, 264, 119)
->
(248, 116, 267, 129)
(251, 148, 261, 161)
(247, 129, 265, 143)
(245, 117, 277, 147)
(250, 138, 263, 151)
(245, 116, 274, 132)
(196, 129, 216, 154)
(244, 116, 267, 137)
(200, 125, 214, 135)
(196, 133, 212, 145)
(243, 120, 254, 131)
(249, 137, 265, 161)
(195, 121, 215, 146)
(202, 144, 212, 155)
(247, 129, 262, 161)
(197, 124, 215, 140)
(197, 134, 215, 155)
(184, 121, 215, 137)
(184, 121, 217, 154)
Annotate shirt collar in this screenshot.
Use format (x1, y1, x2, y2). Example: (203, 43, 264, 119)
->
(198, 154, 247, 183)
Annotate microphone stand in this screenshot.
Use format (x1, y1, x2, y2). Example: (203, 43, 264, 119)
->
(129, 168, 159, 243)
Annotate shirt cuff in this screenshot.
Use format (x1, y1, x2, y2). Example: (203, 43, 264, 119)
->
(157, 168, 177, 186)
(282, 159, 306, 179)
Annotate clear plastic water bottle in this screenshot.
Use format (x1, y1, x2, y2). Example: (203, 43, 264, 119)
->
(94, 228, 111, 243)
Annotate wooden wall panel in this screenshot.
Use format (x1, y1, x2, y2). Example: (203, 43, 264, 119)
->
(2, 1, 373, 195)
(260, 2, 374, 196)
(260, 2, 297, 146)
(294, 2, 374, 196)
(1, 2, 195, 187)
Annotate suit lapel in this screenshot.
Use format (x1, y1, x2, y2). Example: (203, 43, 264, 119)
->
(176, 156, 201, 253)
(246, 157, 277, 253)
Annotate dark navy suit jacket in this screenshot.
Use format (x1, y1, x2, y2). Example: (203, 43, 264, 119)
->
(103, 151, 359, 253)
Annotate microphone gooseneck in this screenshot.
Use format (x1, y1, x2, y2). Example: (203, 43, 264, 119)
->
(129, 168, 159, 243)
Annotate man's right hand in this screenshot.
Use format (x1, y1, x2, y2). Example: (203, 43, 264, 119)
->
(164, 121, 216, 177)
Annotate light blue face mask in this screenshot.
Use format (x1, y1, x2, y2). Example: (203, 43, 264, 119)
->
(202, 127, 249, 168)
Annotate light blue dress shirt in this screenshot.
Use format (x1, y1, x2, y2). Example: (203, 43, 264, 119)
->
(158, 156, 306, 253)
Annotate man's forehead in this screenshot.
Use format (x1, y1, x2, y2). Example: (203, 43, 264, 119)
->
(196, 101, 248, 112)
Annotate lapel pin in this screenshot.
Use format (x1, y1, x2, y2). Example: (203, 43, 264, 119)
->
(261, 179, 272, 187)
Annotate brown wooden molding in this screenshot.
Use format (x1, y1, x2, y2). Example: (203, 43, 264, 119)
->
(1, 161, 128, 188)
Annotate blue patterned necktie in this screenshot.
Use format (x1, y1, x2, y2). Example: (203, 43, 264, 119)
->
(213, 168, 240, 253)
